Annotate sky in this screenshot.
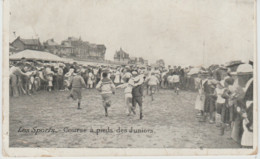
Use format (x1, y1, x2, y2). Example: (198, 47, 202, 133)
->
(9, 0, 255, 66)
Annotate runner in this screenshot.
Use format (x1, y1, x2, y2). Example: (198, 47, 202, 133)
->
(129, 71, 144, 119)
(116, 77, 133, 116)
(68, 68, 87, 109)
(145, 72, 159, 101)
(96, 72, 116, 117)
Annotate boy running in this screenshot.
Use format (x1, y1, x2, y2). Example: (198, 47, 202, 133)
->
(96, 72, 116, 117)
(145, 72, 159, 101)
(129, 71, 144, 119)
(116, 78, 133, 116)
(68, 69, 87, 109)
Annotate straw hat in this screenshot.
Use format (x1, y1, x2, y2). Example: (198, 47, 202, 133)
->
(132, 70, 138, 75)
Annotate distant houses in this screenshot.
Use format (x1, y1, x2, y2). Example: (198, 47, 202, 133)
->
(59, 37, 106, 61)
(10, 36, 106, 62)
(10, 36, 148, 65)
(43, 38, 60, 55)
(10, 36, 42, 52)
(114, 48, 130, 64)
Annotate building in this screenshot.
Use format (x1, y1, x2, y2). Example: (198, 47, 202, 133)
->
(9, 44, 20, 55)
(43, 38, 60, 55)
(128, 56, 148, 65)
(60, 37, 106, 61)
(10, 36, 42, 51)
(114, 48, 130, 64)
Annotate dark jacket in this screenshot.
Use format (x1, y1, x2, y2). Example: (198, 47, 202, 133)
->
(132, 84, 143, 97)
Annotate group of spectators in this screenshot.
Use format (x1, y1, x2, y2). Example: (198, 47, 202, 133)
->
(9, 59, 198, 97)
(194, 62, 253, 148)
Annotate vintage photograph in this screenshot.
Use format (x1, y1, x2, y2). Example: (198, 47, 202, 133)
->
(2, 0, 257, 156)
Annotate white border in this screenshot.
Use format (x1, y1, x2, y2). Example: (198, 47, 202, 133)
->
(1, 0, 258, 157)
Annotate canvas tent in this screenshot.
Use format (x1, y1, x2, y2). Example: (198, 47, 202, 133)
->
(9, 50, 63, 62)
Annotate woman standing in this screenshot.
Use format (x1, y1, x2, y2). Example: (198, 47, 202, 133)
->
(114, 68, 121, 86)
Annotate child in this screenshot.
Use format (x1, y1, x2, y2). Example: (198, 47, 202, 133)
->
(34, 70, 41, 91)
(25, 70, 36, 95)
(87, 71, 95, 89)
(96, 72, 116, 117)
(46, 70, 54, 92)
(145, 72, 159, 101)
(68, 69, 87, 109)
(172, 73, 180, 95)
(195, 73, 207, 117)
(116, 78, 133, 116)
(214, 81, 226, 127)
(130, 71, 144, 119)
(64, 68, 75, 91)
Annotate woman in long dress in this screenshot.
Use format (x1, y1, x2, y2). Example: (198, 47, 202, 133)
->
(114, 68, 121, 85)
(195, 78, 206, 116)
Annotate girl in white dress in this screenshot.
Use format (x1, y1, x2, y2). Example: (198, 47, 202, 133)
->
(195, 72, 208, 116)
(87, 71, 94, 88)
(114, 68, 121, 85)
(195, 78, 207, 116)
(214, 81, 226, 126)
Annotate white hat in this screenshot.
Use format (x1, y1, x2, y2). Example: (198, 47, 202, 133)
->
(133, 75, 144, 85)
(65, 68, 74, 77)
(236, 64, 253, 75)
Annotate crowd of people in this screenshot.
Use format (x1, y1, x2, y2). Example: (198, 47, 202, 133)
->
(9, 58, 254, 148)
(194, 62, 253, 148)
(9, 59, 197, 97)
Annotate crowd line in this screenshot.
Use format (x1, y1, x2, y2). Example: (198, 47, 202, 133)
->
(9, 58, 253, 148)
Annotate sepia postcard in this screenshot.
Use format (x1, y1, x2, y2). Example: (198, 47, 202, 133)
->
(2, 0, 258, 157)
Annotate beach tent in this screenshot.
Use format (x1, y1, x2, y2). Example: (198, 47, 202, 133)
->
(9, 49, 63, 62)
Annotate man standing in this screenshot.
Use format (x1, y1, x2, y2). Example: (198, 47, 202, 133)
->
(56, 64, 64, 90)
(10, 62, 28, 97)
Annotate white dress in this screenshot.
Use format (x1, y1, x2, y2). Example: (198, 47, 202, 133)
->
(114, 71, 121, 84)
(195, 89, 205, 111)
(88, 72, 94, 85)
(241, 119, 253, 147)
(195, 79, 206, 111)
